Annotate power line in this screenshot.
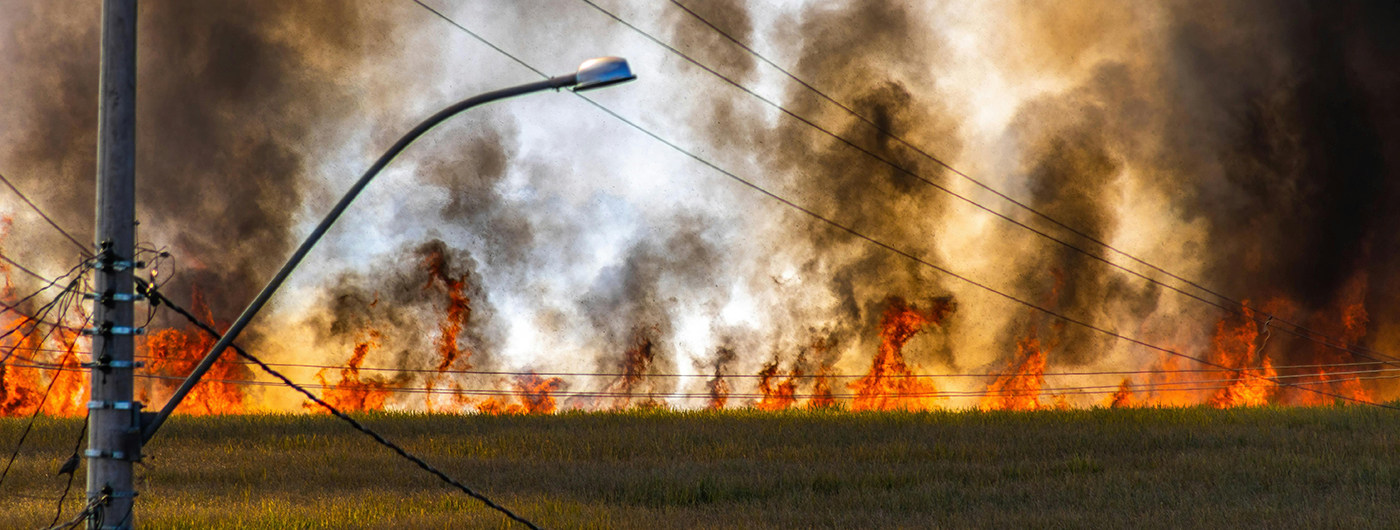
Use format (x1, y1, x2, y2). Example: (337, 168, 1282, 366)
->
(0, 260, 90, 328)
(17, 361, 1395, 402)
(49, 413, 88, 528)
(0, 251, 65, 286)
(139, 280, 543, 530)
(14, 352, 1394, 405)
(0, 277, 89, 493)
(76, 354, 1400, 381)
(0, 171, 91, 258)
(403, 2, 1398, 411)
(0, 266, 92, 365)
(569, 94, 1400, 410)
(586, 0, 1400, 368)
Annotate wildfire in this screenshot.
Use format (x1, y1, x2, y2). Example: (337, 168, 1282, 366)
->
(314, 331, 394, 412)
(1106, 378, 1134, 408)
(0, 218, 87, 418)
(142, 329, 250, 415)
(477, 372, 566, 414)
(1204, 303, 1276, 408)
(1284, 275, 1374, 405)
(422, 248, 475, 412)
(849, 296, 955, 411)
(705, 347, 734, 410)
(755, 360, 798, 411)
(983, 335, 1049, 411)
(807, 365, 836, 409)
(605, 334, 657, 409)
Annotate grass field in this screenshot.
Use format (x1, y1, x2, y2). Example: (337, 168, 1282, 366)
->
(2, 406, 1399, 529)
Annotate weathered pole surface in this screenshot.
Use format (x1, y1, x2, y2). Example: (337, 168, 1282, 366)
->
(89, 0, 139, 527)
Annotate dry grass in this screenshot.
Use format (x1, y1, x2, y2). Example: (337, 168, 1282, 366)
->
(3, 406, 1400, 529)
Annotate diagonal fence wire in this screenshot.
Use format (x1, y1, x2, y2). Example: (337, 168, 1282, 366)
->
(137, 279, 543, 530)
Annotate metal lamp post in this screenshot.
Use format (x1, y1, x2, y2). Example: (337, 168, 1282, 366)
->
(139, 57, 636, 441)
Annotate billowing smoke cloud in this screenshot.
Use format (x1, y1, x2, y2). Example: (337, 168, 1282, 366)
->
(4, 0, 1400, 410)
(0, 1, 400, 322)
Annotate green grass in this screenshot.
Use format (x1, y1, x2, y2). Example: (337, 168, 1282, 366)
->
(3, 406, 1400, 528)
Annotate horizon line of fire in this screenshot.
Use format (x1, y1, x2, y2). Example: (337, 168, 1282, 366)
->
(1, 290, 1389, 417)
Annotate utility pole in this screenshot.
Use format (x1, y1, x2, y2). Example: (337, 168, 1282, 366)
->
(89, 0, 140, 528)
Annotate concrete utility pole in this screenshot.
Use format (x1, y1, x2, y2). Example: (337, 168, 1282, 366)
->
(88, 0, 140, 528)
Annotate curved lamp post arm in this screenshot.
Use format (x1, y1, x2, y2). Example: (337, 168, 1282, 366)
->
(142, 58, 635, 442)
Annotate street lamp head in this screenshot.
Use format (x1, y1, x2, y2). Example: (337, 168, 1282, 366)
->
(573, 57, 636, 92)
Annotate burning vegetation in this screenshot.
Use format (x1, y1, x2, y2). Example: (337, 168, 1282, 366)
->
(4, 2, 1400, 418)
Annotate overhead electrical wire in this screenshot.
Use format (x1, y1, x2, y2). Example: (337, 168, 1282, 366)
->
(0, 274, 90, 493)
(13, 360, 1398, 402)
(407, 0, 1399, 411)
(41, 354, 1394, 381)
(579, 0, 1400, 368)
(0, 266, 92, 365)
(0, 260, 92, 327)
(137, 279, 544, 530)
(0, 171, 92, 258)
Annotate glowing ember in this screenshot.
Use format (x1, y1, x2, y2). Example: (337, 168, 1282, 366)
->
(849, 296, 955, 411)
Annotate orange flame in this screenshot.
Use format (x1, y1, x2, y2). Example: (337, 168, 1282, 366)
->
(1205, 302, 1276, 408)
(983, 335, 1048, 411)
(313, 331, 394, 412)
(422, 249, 474, 412)
(605, 334, 656, 409)
(1106, 378, 1135, 408)
(41, 326, 87, 416)
(756, 361, 798, 411)
(138, 288, 252, 415)
(1285, 274, 1374, 405)
(849, 296, 955, 411)
(513, 372, 564, 413)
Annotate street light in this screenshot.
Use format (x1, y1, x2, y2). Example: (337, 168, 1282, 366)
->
(141, 57, 637, 441)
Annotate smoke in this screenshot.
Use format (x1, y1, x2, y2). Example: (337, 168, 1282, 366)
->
(0, 1, 409, 323)
(4, 0, 1400, 409)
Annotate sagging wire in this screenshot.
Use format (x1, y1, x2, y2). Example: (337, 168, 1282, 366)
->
(0, 276, 93, 493)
